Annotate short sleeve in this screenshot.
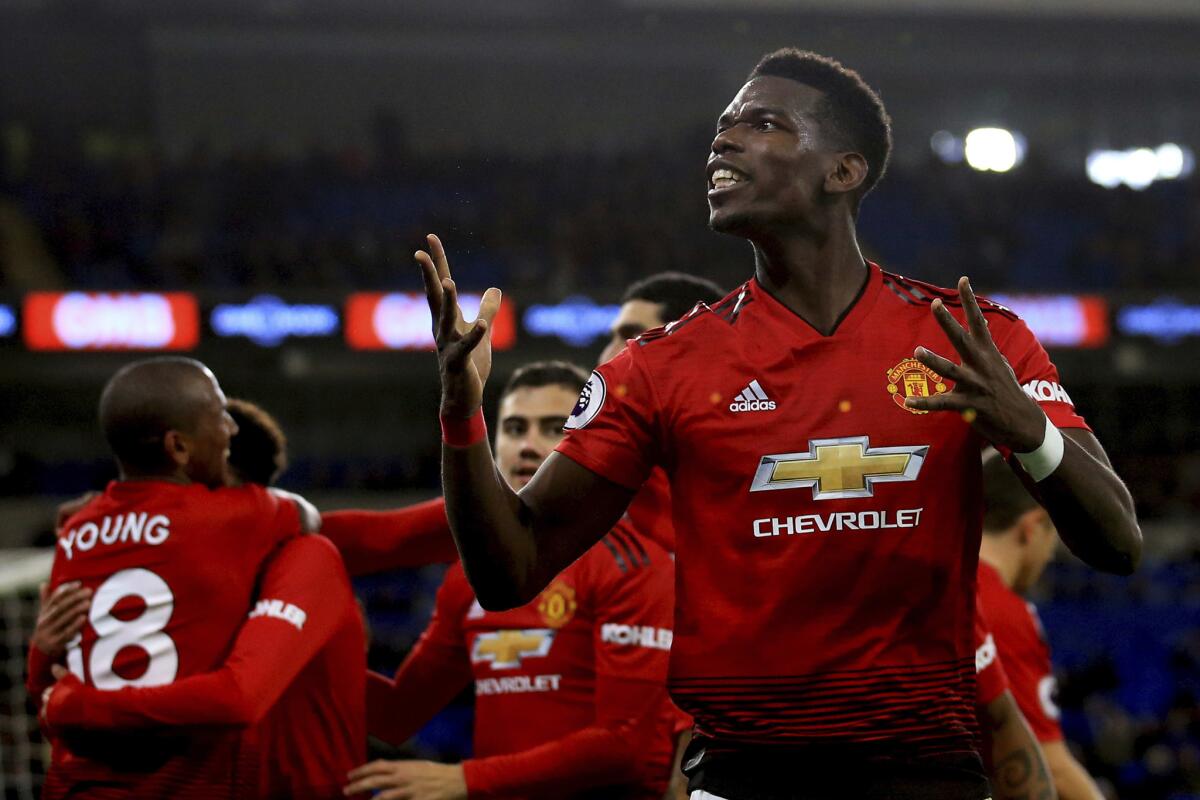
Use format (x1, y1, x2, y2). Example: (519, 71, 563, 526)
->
(1008, 605, 1064, 743)
(586, 528, 673, 682)
(974, 600, 1008, 707)
(995, 316, 1090, 432)
(556, 347, 661, 491)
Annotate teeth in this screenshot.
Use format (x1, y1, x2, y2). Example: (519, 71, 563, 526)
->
(711, 168, 744, 189)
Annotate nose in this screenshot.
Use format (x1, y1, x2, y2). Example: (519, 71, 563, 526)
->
(711, 126, 744, 156)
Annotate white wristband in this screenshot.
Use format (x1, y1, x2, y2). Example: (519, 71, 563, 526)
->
(1014, 414, 1064, 482)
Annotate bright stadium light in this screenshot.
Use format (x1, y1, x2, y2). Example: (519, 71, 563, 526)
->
(963, 127, 1025, 173)
(1085, 143, 1195, 190)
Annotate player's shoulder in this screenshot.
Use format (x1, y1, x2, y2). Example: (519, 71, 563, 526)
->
(271, 533, 343, 568)
(631, 282, 754, 354)
(879, 268, 1021, 324)
(437, 562, 475, 605)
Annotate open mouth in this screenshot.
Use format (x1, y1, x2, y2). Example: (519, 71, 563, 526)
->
(708, 167, 750, 194)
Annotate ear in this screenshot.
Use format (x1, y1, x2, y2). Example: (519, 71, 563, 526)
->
(1014, 507, 1046, 546)
(162, 430, 190, 468)
(824, 152, 869, 197)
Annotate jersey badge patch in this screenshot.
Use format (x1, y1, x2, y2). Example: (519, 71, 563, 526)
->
(750, 436, 929, 499)
(886, 358, 948, 415)
(537, 580, 577, 628)
(471, 629, 555, 669)
(565, 371, 605, 430)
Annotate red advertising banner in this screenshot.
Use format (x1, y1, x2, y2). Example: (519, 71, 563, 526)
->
(23, 292, 200, 351)
(345, 292, 516, 351)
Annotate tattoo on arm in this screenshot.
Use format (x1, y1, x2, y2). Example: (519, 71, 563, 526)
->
(994, 747, 1055, 800)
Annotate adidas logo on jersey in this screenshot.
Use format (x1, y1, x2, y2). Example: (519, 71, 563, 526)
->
(729, 380, 776, 412)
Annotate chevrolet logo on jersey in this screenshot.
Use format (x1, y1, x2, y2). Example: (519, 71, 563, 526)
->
(471, 629, 556, 669)
(750, 436, 928, 499)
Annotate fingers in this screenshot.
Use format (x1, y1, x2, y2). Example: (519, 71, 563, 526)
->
(439, 278, 461, 344)
(913, 346, 962, 382)
(426, 234, 451, 282)
(344, 761, 407, 797)
(931, 298, 970, 357)
(39, 582, 48, 603)
(51, 664, 68, 680)
(476, 286, 502, 327)
(957, 276, 990, 340)
(416, 251, 445, 320)
(904, 392, 969, 412)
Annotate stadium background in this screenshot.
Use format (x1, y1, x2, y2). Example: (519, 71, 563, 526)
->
(1, 0, 1198, 797)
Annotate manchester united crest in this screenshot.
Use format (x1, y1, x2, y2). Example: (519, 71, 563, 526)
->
(536, 581, 577, 628)
(886, 358, 948, 415)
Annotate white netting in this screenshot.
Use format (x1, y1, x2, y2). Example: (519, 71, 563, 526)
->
(0, 549, 53, 800)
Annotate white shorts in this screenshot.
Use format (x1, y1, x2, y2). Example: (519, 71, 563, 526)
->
(690, 793, 730, 800)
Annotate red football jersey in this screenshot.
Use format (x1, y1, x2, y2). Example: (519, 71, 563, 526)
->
(44, 535, 366, 800)
(556, 265, 1087, 762)
(974, 593, 1008, 708)
(368, 522, 678, 799)
(977, 561, 1063, 742)
(40, 479, 301, 799)
(320, 497, 458, 575)
(625, 468, 675, 552)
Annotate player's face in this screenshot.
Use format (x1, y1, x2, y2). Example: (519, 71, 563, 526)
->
(182, 373, 238, 489)
(598, 299, 665, 365)
(495, 384, 578, 490)
(707, 77, 839, 236)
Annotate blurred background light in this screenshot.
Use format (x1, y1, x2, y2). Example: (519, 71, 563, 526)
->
(930, 130, 963, 164)
(1086, 143, 1194, 189)
(963, 127, 1025, 172)
(0, 304, 15, 337)
(522, 297, 619, 346)
(211, 295, 339, 347)
(1117, 298, 1200, 343)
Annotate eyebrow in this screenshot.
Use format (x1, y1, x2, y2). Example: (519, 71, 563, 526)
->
(719, 105, 794, 127)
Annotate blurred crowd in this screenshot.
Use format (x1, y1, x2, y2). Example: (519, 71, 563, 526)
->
(2, 121, 1200, 296)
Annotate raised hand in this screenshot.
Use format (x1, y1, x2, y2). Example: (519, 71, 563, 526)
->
(416, 234, 503, 418)
(905, 277, 1045, 452)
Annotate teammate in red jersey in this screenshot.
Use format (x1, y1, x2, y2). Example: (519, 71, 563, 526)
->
(31, 358, 309, 800)
(978, 453, 1106, 800)
(415, 46, 1140, 800)
(40, 398, 369, 800)
(346, 361, 678, 800)
(973, 597, 1056, 800)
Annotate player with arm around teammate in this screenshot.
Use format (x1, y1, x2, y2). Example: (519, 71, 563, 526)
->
(32, 358, 310, 800)
(416, 47, 1139, 800)
(345, 361, 679, 800)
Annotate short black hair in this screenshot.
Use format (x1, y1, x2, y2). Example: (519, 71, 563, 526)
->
(501, 361, 589, 401)
(99, 357, 214, 474)
(227, 398, 288, 487)
(749, 48, 892, 205)
(621, 272, 726, 325)
(982, 451, 1041, 534)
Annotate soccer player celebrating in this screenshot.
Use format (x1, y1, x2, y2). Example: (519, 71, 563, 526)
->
(33, 358, 310, 799)
(416, 46, 1140, 800)
(40, 397, 369, 800)
(978, 452, 1106, 800)
(345, 362, 679, 800)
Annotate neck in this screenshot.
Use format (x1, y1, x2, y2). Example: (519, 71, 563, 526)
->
(750, 213, 867, 335)
(979, 536, 1021, 590)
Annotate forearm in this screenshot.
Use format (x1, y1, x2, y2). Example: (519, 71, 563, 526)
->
(442, 439, 538, 609)
(51, 670, 260, 729)
(462, 724, 640, 798)
(25, 646, 55, 710)
(988, 695, 1056, 800)
(1044, 742, 1105, 800)
(321, 500, 456, 576)
(1034, 430, 1141, 574)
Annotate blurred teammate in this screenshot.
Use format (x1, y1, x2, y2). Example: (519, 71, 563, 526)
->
(346, 362, 678, 799)
(974, 598, 1057, 800)
(32, 358, 308, 800)
(979, 452, 1106, 800)
(417, 47, 1141, 800)
(41, 398, 369, 800)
